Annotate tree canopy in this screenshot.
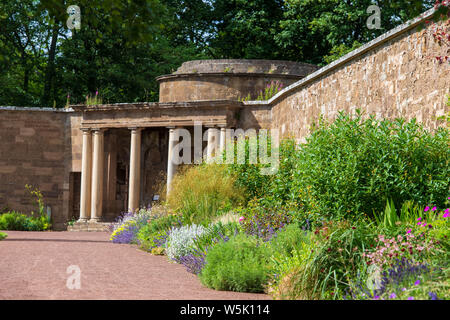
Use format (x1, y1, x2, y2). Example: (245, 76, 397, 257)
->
(0, 0, 439, 107)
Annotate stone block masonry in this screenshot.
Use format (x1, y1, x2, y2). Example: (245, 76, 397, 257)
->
(0, 108, 78, 230)
(265, 8, 449, 142)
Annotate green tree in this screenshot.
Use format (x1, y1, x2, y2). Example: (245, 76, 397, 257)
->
(210, 0, 285, 59)
(276, 0, 436, 65)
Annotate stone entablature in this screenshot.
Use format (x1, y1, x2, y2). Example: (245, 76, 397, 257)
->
(72, 100, 243, 129)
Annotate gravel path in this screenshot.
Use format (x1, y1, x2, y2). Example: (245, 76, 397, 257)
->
(0, 231, 270, 300)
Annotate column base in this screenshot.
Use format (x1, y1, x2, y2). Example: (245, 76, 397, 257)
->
(89, 217, 103, 223)
(77, 218, 88, 223)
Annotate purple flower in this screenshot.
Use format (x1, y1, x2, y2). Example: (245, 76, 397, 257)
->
(431, 206, 437, 211)
(424, 207, 430, 212)
(428, 292, 438, 300)
(407, 296, 415, 300)
(389, 293, 396, 299)
(414, 280, 420, 286)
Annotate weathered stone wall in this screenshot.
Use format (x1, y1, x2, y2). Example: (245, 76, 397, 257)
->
(0, 108, 78, 230)
(158, 74, 302, 103)
(270, 11, 450, 142)
(157, 59, 319, 103)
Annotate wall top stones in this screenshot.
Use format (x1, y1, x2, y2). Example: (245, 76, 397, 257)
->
(0, 106, 74, 112)
(157, 59, 319, 81)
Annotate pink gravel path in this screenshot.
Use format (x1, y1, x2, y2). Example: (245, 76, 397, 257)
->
(0, 231, 270, 300)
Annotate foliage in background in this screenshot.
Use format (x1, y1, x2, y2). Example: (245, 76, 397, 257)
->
(0, 211, 51, 231)
(323, 41, 362, 64)
(0, 232, 6, 240)
(167, 164, 243, 224)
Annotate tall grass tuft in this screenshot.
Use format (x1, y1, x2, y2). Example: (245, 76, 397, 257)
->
(166, 164, 244, 224)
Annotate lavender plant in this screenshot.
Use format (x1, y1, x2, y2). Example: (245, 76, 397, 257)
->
(346, 258, 440, 300)
(110, 208, 157, 244)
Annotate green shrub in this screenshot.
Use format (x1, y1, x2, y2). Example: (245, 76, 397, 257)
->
(167, 164, 244, 224)
(268, 225, 315, 299)
(269, 220, 378, 300)
(292, 111, 449, 219)
(0, 211, 50, 231)
(137, 214, 183, 252)
(199, 233, 271, 293)
(0, 232, 7, 240)
(230, 138, 297, 205)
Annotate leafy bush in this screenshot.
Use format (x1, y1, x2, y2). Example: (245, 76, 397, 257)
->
(167, 164, 244, 224)
(268, 225, 315, 299)
(0, 211, 51, 231)
(0, 232, 7, 240)
(137, 214, 183, 252)
(166, 224, 208, 261)
(292, 112, 449, 219)
(199, 233, 271, 293)
(230, 138, 297, 205)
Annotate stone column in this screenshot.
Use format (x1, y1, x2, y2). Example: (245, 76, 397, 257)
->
(219, 126, 226, 156)
(79, 129, 92, 222)
(128, 128, 142, 212)
(166, 127, 177, 197)
(90, 129, 105, 222)
(206, 127, 217, 163)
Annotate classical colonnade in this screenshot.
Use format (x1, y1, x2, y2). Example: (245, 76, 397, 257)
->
(78, 126, 227, 222)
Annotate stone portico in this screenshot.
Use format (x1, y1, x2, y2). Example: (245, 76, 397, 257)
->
(71, 100, 243, 225)
(67, 60, 315, 227)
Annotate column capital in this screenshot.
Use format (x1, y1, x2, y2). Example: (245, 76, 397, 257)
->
(129, 127, 143, 132)
(81, 128, 91, 133)
(92, 128, 107, 134)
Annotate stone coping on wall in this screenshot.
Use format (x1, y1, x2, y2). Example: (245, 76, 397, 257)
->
(155, 72, 304, 82)
(0, 106, 74, 112)
(243, 7, 439, 107)
(71, 100, 244, 112)
(173, 59, 319, 75)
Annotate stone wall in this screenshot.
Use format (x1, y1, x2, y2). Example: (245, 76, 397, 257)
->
(0, 108, 78, 230)
(268, 9, 449, 142)
(157, 59, 319, 103)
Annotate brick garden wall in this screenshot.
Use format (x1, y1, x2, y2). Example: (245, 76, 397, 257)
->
(269, 11, 450, 142)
